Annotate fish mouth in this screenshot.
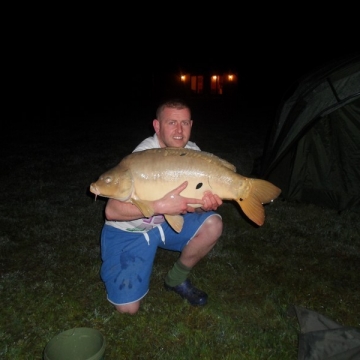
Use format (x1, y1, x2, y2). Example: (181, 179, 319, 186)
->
(90, 183, 100, 195)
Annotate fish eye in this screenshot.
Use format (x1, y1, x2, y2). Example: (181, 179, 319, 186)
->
(196, 183, 203, 189)
(105, 176, 112, 184)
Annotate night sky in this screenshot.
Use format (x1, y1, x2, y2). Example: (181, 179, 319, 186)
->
(15, 33, 358, 120)
(8, 6, 358, 121)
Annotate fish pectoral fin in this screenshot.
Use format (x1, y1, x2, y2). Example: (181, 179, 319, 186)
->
(236, 196, 265, 227)
(131, 199, 155, 218)
(131, 200, 184, 232)
(164, 214, 184, 233)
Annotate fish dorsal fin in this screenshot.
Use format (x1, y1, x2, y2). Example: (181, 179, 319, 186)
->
(164, 214, 184, 233)
(131, 199, 155, 218)
(217, 158, 236, 172)
(190, 149, 237, 172)
(164, 147, 236, 172)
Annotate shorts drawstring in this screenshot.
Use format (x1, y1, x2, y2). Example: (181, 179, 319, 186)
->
(157, 225, 165, 244)
(143, 232, 150, 245)
(141, 225, 165, 246)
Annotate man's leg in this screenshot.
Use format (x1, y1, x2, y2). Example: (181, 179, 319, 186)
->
(163, 213, 223, 305)
(100, 225, 159, 315)
(115, 301, 140, 315)
(179, 214, 223, 268)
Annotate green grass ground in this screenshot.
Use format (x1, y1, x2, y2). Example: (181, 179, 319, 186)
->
(1, 100, 359, 359)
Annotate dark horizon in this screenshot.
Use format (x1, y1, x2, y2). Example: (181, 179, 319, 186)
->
(16, 49, 359, 121)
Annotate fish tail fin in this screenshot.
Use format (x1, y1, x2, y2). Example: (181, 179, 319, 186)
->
(251, 179, 282, 205)
(236, 179, 281, 226)
(236, 196, 265, 226)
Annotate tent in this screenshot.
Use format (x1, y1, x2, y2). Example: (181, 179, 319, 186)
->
(293, 305, 360, 360)
(261, 55, 360, 212)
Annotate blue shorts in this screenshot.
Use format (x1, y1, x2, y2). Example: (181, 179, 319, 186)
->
(100, 211, 221, 306)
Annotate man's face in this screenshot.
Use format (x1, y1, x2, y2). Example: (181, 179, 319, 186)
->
(153, 107, 193, 148)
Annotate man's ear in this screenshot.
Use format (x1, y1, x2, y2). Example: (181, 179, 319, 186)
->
(153, 119, 160, 133)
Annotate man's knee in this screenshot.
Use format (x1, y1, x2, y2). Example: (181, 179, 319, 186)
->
(204, 215, 223, 238)
(115, 301, 140, 315)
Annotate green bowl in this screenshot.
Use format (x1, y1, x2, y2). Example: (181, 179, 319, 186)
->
(44, 327, 106, 360)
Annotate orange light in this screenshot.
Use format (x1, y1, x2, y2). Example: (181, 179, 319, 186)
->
(180, 75, 186, 81)
(212, 75, 217, 80)
(228, 74, 233, 81)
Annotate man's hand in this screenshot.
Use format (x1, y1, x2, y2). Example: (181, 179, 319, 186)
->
(155, 181, 205, 215)
(154, 181, 222, 215)
(200, 191, 222, 211)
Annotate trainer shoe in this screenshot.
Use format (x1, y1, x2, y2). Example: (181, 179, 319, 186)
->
(164, 279, 208, 306)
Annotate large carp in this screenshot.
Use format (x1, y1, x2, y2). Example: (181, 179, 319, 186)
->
(90, 147, 281, 232)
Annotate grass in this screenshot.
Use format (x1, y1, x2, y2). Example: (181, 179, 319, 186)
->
(1, 98, 359, 359)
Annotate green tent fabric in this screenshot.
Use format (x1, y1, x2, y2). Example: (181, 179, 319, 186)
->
(261, 55, 360, 212)
(294, 305, 360, 359)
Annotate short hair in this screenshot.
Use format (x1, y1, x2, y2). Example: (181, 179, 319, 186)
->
(156, 98, 191, 119)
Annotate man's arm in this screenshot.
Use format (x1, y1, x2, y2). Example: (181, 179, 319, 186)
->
(105, 181, 208, 221)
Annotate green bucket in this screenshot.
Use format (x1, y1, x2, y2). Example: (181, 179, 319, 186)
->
(44, 327, 106, 360)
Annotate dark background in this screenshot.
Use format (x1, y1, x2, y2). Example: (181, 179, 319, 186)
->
(10, 19, 358, 131)
(19, 49, 356, 116)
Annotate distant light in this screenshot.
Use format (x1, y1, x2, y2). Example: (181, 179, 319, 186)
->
(228, 74, 233, 81)
(180, 75, 186, 81)
(212, 75, 217, 80)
